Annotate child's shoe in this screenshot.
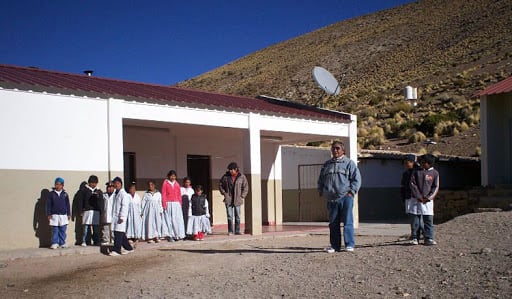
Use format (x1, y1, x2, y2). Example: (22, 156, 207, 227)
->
(425, 239, 437, 246)
(50, 244, 59, 249)
(109, 251, 120, 256)
(410, 239, 419, 245)
(60, 244, 68, 248)
(325, 247, 335, 253)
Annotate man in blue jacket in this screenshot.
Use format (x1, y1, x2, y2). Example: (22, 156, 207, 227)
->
(318, 141, 361, 253)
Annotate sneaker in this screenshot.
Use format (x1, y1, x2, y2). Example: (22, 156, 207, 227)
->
(155, 239, 160, 243)
(109, 251, 121, 256)
(345, 247, 355, 252)
(228, 232, 234, 236)
(425, 239, 437, 246)
(147, 240, 155, 244)
(410, 239, 419, 245)
(121, 249, 134, 255)
(50, 244, 59, 249)
(235, 232, 243, 235)
(81, 243, 87, 247)
(60, 244, 68, 248)
(325, 247, 335, 253)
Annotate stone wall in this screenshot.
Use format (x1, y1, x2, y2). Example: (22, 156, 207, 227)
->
(434, 188, 483, 223)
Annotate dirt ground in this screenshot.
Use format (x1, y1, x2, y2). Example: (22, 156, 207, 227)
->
(1, 211, 511, 299)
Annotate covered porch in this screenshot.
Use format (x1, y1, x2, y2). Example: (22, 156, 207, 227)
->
(112, 97, 356, 235)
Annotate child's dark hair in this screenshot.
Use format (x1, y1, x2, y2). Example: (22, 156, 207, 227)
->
(183, 176, 191, 183)
(88, 175, 99, 184)
(167, 170, 177, 178)
(147, 180, 156, 186)
(195, 185, 203, 192)
(129, 181, 137, 189)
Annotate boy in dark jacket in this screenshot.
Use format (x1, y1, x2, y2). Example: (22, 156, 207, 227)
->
(47, 177, 71, 249)
(401, 154, 423, 244)
(77, 175, 104, 246)
(410, 154, 440, 246)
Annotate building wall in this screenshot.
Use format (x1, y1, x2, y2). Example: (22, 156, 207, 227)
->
(282, 146, 331, 222)
(481, 93, 512, 186)
(122, 124, 246, 226)
(0, 90, 116, 249)
(281, 145, 481, 222)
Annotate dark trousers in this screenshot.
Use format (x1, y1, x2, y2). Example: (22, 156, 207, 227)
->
(74, 215, 84, 245)
(113, 231, 133, 254)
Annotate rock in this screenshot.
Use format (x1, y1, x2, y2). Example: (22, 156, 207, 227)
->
(480, 248, 492, 254)
(6, 283, 15, 287)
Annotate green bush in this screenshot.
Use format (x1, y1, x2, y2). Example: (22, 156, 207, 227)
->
(418, 113, 457, 136)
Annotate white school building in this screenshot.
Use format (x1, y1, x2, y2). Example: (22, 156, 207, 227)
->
(0, 64, 357, 250)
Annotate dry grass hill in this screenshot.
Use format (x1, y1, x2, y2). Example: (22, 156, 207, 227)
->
(177, 0, 512, 157)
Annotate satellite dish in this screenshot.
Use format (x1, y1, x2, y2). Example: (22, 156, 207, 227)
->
(312, 66, 341, 96)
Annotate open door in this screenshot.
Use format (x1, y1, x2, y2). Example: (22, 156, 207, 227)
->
(187, 155, 212, 222)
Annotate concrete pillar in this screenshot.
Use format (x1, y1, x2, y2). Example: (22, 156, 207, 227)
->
(261, 143, 283, 226)
(480, 95, 489, 186)
(274, 144, 283, 225)
(243, 113, 262, 235)
(348, 114, 359, 229)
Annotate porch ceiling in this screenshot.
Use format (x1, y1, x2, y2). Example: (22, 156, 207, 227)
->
(123, 119, 341, 145)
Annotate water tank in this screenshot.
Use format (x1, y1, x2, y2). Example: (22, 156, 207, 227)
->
(405, 86, 417, 100)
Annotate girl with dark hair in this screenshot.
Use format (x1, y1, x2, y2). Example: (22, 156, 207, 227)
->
(141, 180, 163, 243)
(161, 170, 185, 241)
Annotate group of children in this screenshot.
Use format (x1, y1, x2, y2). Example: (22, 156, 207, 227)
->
(400, 153, 440, 246)
(46, 171, 211, 252)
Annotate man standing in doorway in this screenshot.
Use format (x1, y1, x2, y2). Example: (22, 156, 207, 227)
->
(219, 162, 249, 235)
(318, 141, 361, 253)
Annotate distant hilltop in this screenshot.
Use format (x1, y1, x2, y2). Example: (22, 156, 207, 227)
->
(177, 0, 512, 157)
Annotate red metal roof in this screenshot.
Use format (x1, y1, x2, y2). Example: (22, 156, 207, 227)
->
(479, 76, 512, 96)
(0, 64, 350, 121)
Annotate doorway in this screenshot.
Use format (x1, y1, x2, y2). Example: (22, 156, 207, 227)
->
(187, 155, 212, 222)
(123, 152, 136, 189)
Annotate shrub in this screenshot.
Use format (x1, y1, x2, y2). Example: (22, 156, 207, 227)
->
(387, 102, 412, 115)
(361, 127, 386, 148)
(418, 113, 457, 136)
(474, 146, 481, 157)
(408, 131, 427, 144)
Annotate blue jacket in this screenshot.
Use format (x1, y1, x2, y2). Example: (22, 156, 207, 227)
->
(317, 155, 362, 200)
(46, 189, 71, 216)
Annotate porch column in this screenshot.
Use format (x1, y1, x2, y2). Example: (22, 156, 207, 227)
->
(107, 98, 125, 180)
(243, 113, 262, 235)
(261, 142, 283, 226)
(480, 95, 489, 186)
(348, 114, 359, 228)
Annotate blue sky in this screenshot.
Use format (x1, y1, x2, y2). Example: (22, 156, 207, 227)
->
(1, 0, 414, 85)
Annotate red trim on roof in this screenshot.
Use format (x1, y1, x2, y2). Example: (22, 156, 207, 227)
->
(479, 76, 512, 96)
(0, 64, 350, 121)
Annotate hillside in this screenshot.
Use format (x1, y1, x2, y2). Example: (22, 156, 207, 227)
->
(177, 0, 512, 157)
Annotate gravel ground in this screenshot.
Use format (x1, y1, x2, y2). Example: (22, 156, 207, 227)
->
(1, 211, 511, 298)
